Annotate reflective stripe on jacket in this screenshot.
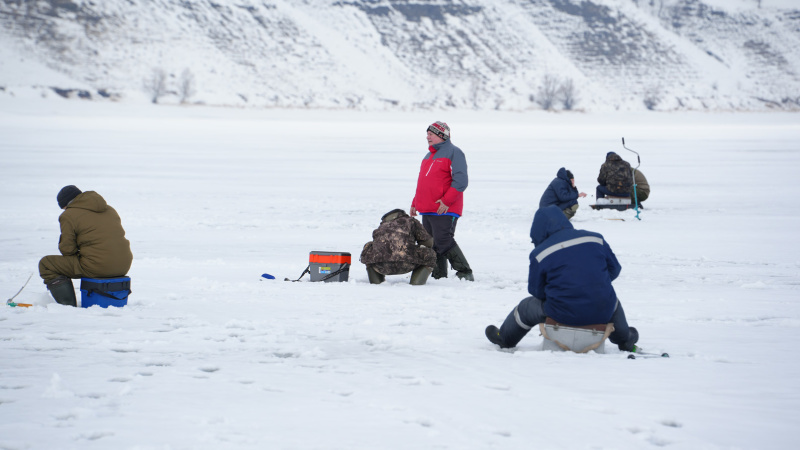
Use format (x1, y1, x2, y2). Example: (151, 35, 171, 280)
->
(528, 206, 621, 326)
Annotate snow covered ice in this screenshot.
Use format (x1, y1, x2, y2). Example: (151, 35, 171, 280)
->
(1, 98, 799, 449)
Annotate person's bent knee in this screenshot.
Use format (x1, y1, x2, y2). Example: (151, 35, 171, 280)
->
(516, 296, 546, 326)
(563, 204, 578, 220)
(38, 257, 59, 283)
(38, 255, 82, 283)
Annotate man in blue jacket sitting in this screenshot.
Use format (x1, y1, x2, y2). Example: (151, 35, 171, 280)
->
(485, 205, 639, 351)
(539, 167, 587, 220)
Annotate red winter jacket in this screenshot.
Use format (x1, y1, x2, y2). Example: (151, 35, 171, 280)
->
(412, 140, 469, 216)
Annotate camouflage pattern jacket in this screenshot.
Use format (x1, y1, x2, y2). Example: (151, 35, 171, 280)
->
(360, 209, 437, 275)
(597, 153, 633, 195)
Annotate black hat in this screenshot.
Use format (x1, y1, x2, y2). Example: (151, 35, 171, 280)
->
(381, 208, 406, 223)
(57, 185, 82, 209)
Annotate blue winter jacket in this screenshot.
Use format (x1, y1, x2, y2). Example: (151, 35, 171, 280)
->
(528, 206, 621, 325)
(538, 167, 579, 210)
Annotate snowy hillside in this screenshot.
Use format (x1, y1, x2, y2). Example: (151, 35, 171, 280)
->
(1, 0, 800, 111)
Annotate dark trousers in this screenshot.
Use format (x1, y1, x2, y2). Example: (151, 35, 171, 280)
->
(596, 185, 630, 199)
(498, 296, 633, 348)
(422, 215, 458, 256)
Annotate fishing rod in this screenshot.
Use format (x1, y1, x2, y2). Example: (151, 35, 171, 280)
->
(7, 273, 33, 307)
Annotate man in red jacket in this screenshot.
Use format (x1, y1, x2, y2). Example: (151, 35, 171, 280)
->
(410, 121, 474, 281)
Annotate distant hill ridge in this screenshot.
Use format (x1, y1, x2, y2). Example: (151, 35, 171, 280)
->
(1, 0, 798, 111)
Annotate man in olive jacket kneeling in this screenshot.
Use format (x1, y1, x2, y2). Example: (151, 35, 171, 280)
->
(39, 185, 133, 306)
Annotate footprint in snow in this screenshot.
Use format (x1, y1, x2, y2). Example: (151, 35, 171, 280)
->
(145, 361, 171, 367)
(404, 418, 433, 428)
(54, 412, 78, 421)
(660, 419, 682, 428)
(78, 392, 105, 399)
(79, 431, 115, 441)
(648, 435, 672, 447)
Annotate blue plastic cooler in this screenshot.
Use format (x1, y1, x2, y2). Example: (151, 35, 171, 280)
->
(80, 277, 131, 308)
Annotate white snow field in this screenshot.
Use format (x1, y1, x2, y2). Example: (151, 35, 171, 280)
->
(1, 98, 799, 449)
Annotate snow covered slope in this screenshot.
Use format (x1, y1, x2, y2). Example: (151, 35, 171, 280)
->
(1, 0, 799, 111)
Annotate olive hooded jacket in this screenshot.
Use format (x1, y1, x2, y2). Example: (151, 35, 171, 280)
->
(58, 191, 132, 277)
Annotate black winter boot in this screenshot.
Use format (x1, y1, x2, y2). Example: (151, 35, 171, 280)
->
(409, 266, 432, 286)
(432, 253, 448, 279)
(445, 244, 474, 281)
(485, 325, 504, 346)
(366, 266, 385, 284)
(46, 276, 77, 307)
(616, 327, 639, 352)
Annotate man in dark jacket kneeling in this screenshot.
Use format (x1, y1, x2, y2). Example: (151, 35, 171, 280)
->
(360, 209, 437, 285)
(485, 205, 639, 352)
(39, 185, 133, 306)
(596, 152, 633, 199)
(539, 167, 587, 220)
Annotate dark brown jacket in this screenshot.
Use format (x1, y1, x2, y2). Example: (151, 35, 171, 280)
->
(59, 191, 132, 277)
(360, 209, 436, 275)
(597, 153, 633, 195)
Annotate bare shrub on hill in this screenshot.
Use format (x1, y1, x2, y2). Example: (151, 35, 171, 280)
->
(558, 78, 580, 110)
(143, 68, 168, 104)
(179, 69, 196, 104)
(535, 74, 560, 111)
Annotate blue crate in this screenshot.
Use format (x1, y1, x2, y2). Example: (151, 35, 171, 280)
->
(80, 277, 131, 308)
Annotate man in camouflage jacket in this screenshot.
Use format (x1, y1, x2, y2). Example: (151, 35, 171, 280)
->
(360, 209, 437, 285)
(596, 152, 633, 199)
